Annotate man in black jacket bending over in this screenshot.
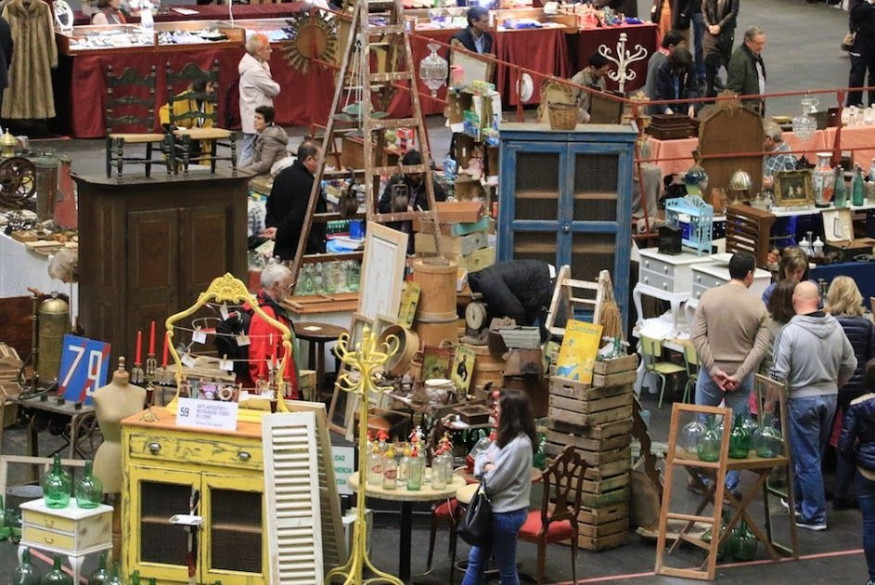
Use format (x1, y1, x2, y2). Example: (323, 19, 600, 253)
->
(262, 140, 326, 261)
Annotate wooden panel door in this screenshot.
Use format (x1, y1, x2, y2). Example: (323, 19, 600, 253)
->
(178, 205, 237, 310)
(127, 208, 179, 360)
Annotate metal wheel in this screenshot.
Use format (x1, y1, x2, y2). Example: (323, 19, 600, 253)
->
(0, 157, 37, 208)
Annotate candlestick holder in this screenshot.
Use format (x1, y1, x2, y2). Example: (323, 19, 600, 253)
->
(325, 326, 400, 585)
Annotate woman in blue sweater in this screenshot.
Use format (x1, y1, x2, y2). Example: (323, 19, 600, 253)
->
(463, 389, 537, 585)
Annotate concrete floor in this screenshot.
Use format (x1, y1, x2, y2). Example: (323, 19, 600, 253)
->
(0, 0, 868, 581)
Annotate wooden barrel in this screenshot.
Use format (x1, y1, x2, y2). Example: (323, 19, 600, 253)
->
(413, 314, 458, 348)
(412, 258, 458, 315)
(466, 342, 505, 399)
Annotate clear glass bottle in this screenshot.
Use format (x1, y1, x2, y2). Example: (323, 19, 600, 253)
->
(42, 453, 71, 509)
(680, 419, 706, 457)
(431, 451, 450, 490)
(854, 164, 866, 206)
(297, 264, 314, 296)
(754, 412, 784, 458)
(12, 546, 41, 585)
(696, 417, 721, 462)
(813, 152, 834, 207)
(88, 551, 111, 585)
(42, 555, 73, 585)
(398, 445, 411, 485)
(75, 460, 104, 509)
(346, 261, 361, 292)
(407, 448, 424, 491)
(323, 261, 338, 294)
(367, 431, 387, 486)
(382, 446, 398, 491)
(728, 414, 751, 459)
(833, 166, 848, 208)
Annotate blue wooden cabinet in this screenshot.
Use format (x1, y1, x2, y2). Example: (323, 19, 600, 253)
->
(497, 123, 637, 327)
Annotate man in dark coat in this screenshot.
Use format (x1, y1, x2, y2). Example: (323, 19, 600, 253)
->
(727, 25, 767, 116)
(262, 140, 326, 261)
(702, 0, 739, 98)
(378, 149, 447, 250)
(467, 260, 556, 340)
(452, 6, 493, 55)
(0, 16, 13, 116)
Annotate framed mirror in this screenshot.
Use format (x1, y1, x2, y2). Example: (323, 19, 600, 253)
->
(54, 0, 74, 33)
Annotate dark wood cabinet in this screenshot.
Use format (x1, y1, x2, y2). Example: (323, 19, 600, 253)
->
(76, 172, 249, 363)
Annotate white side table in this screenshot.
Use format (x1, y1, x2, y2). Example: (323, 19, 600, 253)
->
(685, 263, 773, 325)
(18, 498, 113, 584)
(633, 248, 716, 335)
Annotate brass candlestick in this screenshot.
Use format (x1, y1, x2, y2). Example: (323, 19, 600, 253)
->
(144, 352, 157, 406)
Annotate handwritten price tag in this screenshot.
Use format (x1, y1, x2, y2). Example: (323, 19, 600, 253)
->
(175, 397, 238, 431)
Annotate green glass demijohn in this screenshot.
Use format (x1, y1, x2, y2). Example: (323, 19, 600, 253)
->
(75, 460, 104, 509)
(696, 416, 721, 462)
(42, 453, 72, 509)
(680, 419, 706, 457)
(88, 551, 111, 585)
(729, 519, 757, 561)
(700, 508, 731, 561)
(754, 412, 784, 458)
(13, 546, 42, 585)
(728, 414, 751, 459)
(42, 555, 73, 585)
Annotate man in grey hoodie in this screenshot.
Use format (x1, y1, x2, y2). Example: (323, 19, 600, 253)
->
(772, 280, 857, 531)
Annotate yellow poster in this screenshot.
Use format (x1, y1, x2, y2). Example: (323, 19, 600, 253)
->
(555, 320, 603, 383)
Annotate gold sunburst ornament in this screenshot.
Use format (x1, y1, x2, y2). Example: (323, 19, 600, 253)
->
(281, 9, 338, 73)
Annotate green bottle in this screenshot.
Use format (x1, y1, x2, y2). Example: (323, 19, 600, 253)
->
(42, 453, 71, 509)
(13, 546, 42, 585)
(41, 556, 73, 585)
(75, 460, 104, 509)
(833, 166, 848, 208)
(105, 563, 123, 585)
(728, 414, 751, 459)
(853, 164, 866, 206)
(696, 416, 721, 462)
(88, 551, 111, 585)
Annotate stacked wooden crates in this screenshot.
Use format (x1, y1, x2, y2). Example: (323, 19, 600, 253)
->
(545, 354, 639, 551)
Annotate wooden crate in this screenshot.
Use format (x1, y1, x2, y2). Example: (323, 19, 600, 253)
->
(583, 458, 631, 479)
(592, 355, 639, 388)
(577, 527, 630, 551)
(548, 403, 633, 428)
(545, 428, 631, 452)
(545, 442, 631, 466)
(549, 392, 633, 416)
(547, 417, 633, 438)
(550, 377, 632, 401)
(581, 485, 631, 509)
(593, 370, 638, 388)
(578, 517, 630, 539)
(578, 503, 629, 526)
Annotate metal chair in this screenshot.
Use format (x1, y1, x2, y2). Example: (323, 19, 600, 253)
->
(164, 60, 236, 175)
(426, 467, 466, 584)
(104, 65, 168, 180)
(641, 336, 686, 408)
(682, 342, 700, 404)
(518, 445, 587, 585)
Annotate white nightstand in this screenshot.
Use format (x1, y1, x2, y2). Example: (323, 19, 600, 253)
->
(633, 248, 716, 335)
(18, 498, 113, 584)
(685, 263, 772, 325)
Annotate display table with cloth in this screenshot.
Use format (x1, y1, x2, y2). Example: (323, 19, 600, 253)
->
(811, 261, 875, 310)
(348, 470, 466, 584)
(824, 126, 875, 169)
(0, 233, 76, 301)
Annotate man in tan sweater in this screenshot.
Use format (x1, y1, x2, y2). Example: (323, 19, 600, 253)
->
(691, 252, 771, 491)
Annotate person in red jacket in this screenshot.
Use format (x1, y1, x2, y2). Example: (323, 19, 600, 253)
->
(247, 262, 299, 399)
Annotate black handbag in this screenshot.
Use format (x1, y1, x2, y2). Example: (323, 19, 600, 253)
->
(457, 482, 493, 547)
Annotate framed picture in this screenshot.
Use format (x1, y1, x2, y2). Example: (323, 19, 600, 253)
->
(327, 313, 373, 436)
(358, 223, 408, 322)
(450, 39, 495, 86)
(589, 90, 624, 124)
(421, 345, 453, 381)
(773, 170, 813, 207)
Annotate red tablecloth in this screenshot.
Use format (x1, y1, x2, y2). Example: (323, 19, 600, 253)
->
(575, 23, 657, 92)
(495, 26, 570, 107)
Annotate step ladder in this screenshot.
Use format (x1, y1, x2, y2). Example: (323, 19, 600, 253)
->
(289, 0, 445, 285)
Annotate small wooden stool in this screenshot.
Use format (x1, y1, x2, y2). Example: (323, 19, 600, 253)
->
(292, 322, 348, 400)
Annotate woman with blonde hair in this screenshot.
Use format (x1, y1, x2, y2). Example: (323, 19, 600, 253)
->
(828, 276, 875, 509)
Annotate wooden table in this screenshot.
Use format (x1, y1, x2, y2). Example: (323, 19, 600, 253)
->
(291, 321, 347, 400)
(1, 395, 99, 461)
(348, 470, 466, 584)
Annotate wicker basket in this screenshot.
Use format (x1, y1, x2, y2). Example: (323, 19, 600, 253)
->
(548, 102, 578, 130)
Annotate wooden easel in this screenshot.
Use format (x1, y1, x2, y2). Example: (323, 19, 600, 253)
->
(544, 266, 613, 338)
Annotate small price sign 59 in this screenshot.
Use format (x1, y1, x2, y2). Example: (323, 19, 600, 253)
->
(57, 334, 111, 405)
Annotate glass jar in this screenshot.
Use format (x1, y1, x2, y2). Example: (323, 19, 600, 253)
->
(12, 546, 41, 585)
(754, 412, 784, 458)
(346, 260, 361, 292)
(680, 420, 706, 457)
(297, 265, 314, 296)
(729, 519, 757, 561)
(728, 414, 751, 459)
(813, 152, 834, 207)
(696, 417, 721, 462)
(75, 460, 104, 509)
(43, 556, 73, 585)
(42, 453, 72, 509)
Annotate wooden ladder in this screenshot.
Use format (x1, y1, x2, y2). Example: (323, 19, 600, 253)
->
(544, 266, 613, 338)
(290, 0, 444, 285)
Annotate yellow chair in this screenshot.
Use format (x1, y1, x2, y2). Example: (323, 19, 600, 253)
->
(641, 336, 686, 408)
(682, 342, 700, 404)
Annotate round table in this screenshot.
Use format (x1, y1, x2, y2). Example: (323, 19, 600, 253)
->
(348, 470, 466, 583)
(292, 321, 347, 399)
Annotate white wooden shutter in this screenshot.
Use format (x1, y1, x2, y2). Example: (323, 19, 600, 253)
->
(263, 412, 323, 585)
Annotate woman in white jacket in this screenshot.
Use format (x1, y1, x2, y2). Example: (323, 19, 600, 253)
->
(238, 34, 281, 163)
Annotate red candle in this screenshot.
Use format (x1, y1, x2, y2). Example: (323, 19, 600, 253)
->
(149, 321, 156, 355)
(161, 331, 169, 367)
(135, 330, 142, 365)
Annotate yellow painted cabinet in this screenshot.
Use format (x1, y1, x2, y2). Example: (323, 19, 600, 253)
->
(122, 411, 267, 585)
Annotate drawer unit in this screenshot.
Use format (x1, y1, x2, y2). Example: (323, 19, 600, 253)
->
(690, 263, 772, 301)
(637, 248, 716, 294)
(20, 499, 113, 554)
(128, 430, 263, 471)
(639, 269, 675, 292)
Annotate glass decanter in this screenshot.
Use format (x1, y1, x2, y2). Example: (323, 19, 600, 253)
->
(42, 453, 72, 509)
(696, 416, 721, 462)
(75, 460, 104, 509)
(728, 414, 751, 459)
(754, 412, 784, 458)
(42, 556, 73, 585)
(12, 546, 41, 585)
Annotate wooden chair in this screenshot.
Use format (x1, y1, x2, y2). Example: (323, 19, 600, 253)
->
(518, 445, 587, 585)
(641, 336, 686, 408)
(164, 60, 236, 176)
(104, 65, 168, 180)
(682, 342, 699, 404)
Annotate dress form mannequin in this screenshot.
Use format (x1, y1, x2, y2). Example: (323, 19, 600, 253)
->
(92, 357, 145, 560)
(93, 357, 146, 493)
